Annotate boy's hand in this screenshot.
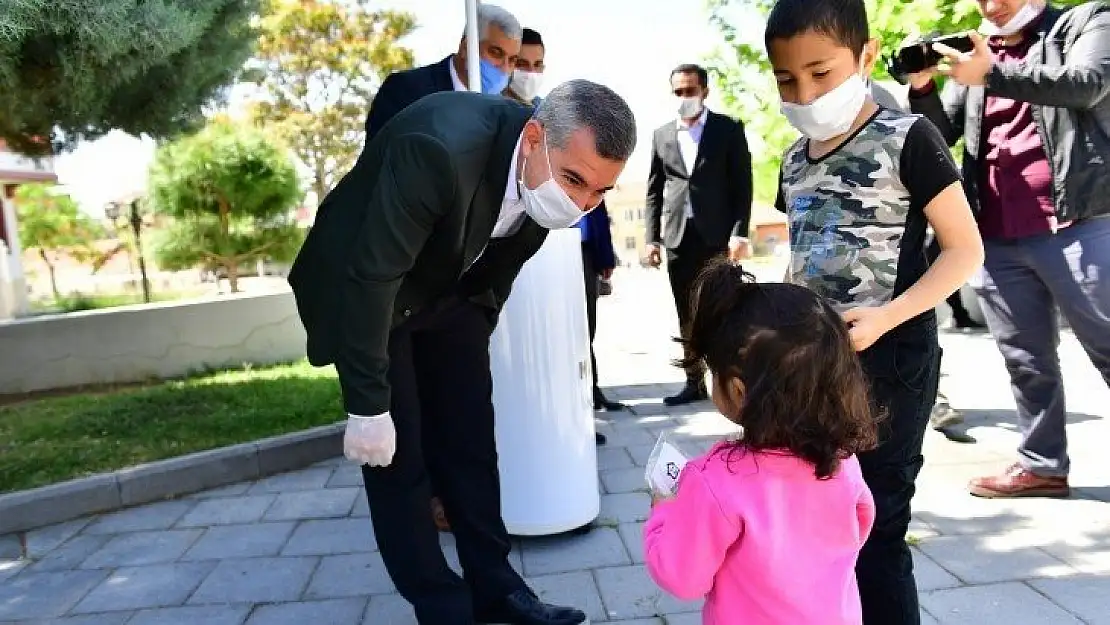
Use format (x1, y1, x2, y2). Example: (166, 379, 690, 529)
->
(841, 306, 894, 352)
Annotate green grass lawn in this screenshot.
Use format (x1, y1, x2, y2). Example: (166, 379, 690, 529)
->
(0, 361, 342, 494)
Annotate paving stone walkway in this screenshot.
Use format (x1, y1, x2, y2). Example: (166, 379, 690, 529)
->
(2, 267, 1108, 624)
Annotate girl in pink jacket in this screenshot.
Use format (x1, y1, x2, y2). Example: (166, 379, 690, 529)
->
(644, 259, 878, 624)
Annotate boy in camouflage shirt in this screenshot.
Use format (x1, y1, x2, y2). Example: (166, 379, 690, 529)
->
(765, 1, 985, 624)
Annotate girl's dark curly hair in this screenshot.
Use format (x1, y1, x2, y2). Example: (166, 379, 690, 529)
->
(678, 258, 879, 479)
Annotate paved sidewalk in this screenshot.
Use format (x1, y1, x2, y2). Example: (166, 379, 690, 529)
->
(2, 268, 1108, 624)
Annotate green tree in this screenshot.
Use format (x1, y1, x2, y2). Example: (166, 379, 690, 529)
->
(705, 0, 1086, 204)
(250, 0, 416, 204)
(148, 120, 304, 293)
(0, 0, 261, 157)
(14, 183, 105, 300)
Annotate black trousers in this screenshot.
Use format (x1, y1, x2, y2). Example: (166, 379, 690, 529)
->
(856, 319, 941, 625)
(582, 245, 602, 397)
(666, 221, 723, 387)
(360, 295, 524, 624)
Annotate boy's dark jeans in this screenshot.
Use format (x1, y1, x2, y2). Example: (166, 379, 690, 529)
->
(857, 319, 941, 625)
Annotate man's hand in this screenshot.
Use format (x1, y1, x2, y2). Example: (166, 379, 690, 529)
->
(907, 67, 939, 91)
(600, 267, 614, 280)
(901, 31, 940, 91)
(727, 237, 751, 263)
(841, 306, 895, 352)
(934, 31, 992, 87)
(644, 243, 663, 268)
(344, 414, 397, 466)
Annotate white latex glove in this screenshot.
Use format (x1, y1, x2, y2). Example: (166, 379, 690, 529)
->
(344, 414, 396, 467)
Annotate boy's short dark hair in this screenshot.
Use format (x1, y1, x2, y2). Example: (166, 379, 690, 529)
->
(764, 0, 870, 57)
(670, 63, 709, 88)
(522, 27, 543, 47)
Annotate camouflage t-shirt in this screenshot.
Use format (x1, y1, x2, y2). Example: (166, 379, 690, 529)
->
(775, 108, 960, 313)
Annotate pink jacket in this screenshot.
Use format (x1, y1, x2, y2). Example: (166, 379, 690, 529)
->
(644, 442, 875, 625)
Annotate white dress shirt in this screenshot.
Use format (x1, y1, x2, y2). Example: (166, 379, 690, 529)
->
(676, 108, 708, 219)
(490, 133, 527, 238)
(448, 56, 467, 92)
(350, 133, 527, 420)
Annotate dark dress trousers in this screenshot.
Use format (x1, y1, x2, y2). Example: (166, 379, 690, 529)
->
(579, 202, 618, 398)
(289, 92, 549, 623)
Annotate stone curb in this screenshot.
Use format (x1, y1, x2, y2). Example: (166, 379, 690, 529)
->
(0, 422, 344, 537)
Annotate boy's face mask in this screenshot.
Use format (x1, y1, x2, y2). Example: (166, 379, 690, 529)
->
(780, 70, 868, 142)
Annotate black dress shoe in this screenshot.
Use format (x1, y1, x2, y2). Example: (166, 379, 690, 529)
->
(475, 588, 587, 625)
(663, 384, 708, 407)
(595, 432, 607, 446)
(593, 390, 626, 412)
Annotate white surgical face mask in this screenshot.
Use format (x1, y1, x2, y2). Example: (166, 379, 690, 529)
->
(520, 133, 588, 230)
(780, 73, 868, 141)
(510, 70, 543, 102)
(980, 1, 1043, 37)
(677, 96, 703, 120)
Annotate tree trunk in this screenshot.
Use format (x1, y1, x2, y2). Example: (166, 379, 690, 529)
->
(40, 249, 59, 301)
(217, 196, 238, 293)
(226, 262, 240, 293)
(313, 171, 327, 212)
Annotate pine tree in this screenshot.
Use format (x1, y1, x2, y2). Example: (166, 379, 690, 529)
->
(0, 0, 260, 156)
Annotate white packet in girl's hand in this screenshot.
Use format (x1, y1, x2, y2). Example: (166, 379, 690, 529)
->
(645, 433, 689, 496)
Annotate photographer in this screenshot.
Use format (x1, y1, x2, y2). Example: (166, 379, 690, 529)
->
(908, 0, 1110, 499)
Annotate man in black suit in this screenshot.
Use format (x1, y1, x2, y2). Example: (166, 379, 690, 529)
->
(365, 3, 522, 139)
(363, 4, 522, 536)
(289, 80, 636, 625)
(644, 63, 754, 406)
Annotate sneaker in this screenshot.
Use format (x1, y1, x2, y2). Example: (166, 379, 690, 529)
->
(930, 402, 964, 430)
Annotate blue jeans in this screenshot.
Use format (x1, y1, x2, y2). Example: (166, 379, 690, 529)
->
(972, 216, 1110, 477)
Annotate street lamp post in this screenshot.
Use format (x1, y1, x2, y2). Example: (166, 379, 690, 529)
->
(128, 200, 151, 303)
(105, 199, 152, 303)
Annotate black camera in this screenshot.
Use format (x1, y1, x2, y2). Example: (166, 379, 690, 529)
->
(887, 32, 975, 84)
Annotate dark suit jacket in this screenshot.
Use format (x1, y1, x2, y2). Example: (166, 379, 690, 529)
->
(581, 202, 617, 272)
(365, 55, 455, 139)
(290, 92, 549, 415)
(644, 110, 753, 250)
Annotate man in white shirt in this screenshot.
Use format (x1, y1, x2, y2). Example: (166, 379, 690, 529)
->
(290, 80, 636, 625)
(364, 3, 522, 139)
(644, 64, 754, 406)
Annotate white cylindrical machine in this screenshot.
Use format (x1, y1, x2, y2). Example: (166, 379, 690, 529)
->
(490, 227, 599, 536)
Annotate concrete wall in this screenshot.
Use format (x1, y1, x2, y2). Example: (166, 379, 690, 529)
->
(0, 290, 307, 395)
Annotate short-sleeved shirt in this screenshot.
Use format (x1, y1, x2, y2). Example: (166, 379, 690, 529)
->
(775, 108, 960, 318)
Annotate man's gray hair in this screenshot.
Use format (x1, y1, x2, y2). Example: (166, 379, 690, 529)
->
(535, 80, 637, 162)
(461, 4, 522, 41)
